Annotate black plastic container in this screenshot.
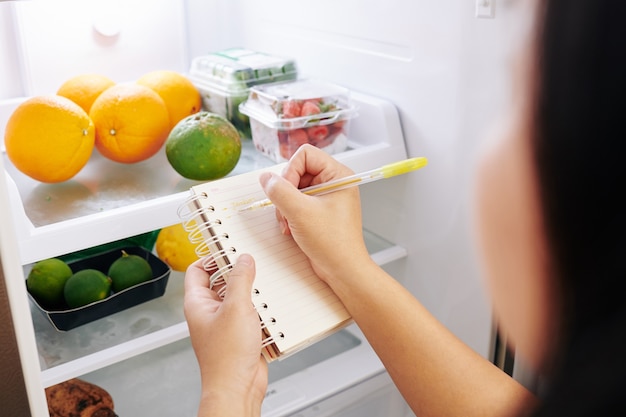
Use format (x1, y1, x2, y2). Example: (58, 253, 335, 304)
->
(27, 246, 171, 331)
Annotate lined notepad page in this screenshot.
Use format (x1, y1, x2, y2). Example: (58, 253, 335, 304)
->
(188, 165, 352, 359)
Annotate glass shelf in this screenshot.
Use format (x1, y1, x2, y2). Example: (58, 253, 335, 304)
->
(3, 140, 274, 228)
(30, 229, 405, 388)
(31, 269, 186, 371)
(1, 91, 408, 264)
(80, 327, 368, 417)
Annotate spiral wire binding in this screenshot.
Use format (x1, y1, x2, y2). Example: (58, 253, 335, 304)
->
(255, 297, 282, 346)
(193, 231, 228, 257)
(179, 190, 284, 348)
(260, 317, 276, 330)
(198, 253, 230, 298)
(187, 220, 221, 243)
(178, 192, 209, 221)
(261, 332, 284, 348)
(204, 247, 236, 289)
(178, 191, 233, 295)
(179, 193, 218, 259)
(216, 285, 227, 299)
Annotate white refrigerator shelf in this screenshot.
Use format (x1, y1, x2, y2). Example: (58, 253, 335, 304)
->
(1, 91, 407, 265)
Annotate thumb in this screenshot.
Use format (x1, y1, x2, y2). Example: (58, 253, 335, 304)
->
(223, 253, 256, 302)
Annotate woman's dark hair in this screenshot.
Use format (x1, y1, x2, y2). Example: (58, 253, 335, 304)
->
(531, 0, 626, 415)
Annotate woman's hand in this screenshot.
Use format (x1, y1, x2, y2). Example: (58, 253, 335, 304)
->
(259, 144, 371, 285)
(184, 254, 268, 417)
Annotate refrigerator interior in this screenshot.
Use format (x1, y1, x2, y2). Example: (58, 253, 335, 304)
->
(0, 0, 536, 415)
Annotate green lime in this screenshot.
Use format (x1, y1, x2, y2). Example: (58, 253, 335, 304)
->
(26, 258, 73, 309)
(165, 111, 242, 180)
(64, 269, 112, 309)
(107, 250, 153, 293)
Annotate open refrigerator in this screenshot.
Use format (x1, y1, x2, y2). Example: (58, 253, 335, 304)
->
(0, 1, 533, 416)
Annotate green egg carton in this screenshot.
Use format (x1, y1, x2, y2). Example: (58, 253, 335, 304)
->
(188, 48, 298, 139)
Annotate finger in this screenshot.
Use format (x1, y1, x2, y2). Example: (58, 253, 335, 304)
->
(259, 171, 309, 218)
(284, 144, 352, 187)
(184, 258, 211, 293)
(275, 208, 291, 236)
(222, 253, 256, 303)
(282, 144, 321, 187)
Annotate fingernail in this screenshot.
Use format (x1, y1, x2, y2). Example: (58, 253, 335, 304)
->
(237, 253, 253, 266)
(259, 172, 273, 189)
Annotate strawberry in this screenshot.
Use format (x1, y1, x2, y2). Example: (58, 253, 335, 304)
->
(306, 125, 329, 144)
(288, 128, 309, 145)
(301, 100, 321, 116)
(330, 119, 346, 130)
(315, 131, 340, 149)
(277, 130, 289, 145)
(278, 131, 290, 159)
(281, 100, 302, 118)
(280, 128, 309, 159)
(279, 143, 291, 159)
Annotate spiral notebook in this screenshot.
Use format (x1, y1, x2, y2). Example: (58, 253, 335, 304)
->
(178, 164, 353, 362)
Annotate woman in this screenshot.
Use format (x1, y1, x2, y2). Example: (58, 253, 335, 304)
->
(183, 1, 626, 416)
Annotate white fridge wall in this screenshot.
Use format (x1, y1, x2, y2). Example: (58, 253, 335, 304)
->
(0, 6, 23, 99)
(9, 0, 188, 96)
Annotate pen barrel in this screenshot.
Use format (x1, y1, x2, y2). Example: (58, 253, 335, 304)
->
(239, 156, 427, 212)
(301, 171, 383, 196)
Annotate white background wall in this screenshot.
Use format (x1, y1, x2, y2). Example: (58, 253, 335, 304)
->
(0, 0, 189, 97)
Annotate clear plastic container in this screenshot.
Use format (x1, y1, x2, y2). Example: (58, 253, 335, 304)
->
(188, 48, 298, 138)
(239, 79, 358, 162)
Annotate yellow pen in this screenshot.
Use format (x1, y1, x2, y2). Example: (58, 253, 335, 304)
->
(239, 156, 428, 212)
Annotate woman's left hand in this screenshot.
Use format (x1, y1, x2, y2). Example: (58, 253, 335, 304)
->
(184, 253, 268, 417)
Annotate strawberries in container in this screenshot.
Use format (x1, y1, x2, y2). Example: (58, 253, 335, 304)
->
(239, 79, 358, 162)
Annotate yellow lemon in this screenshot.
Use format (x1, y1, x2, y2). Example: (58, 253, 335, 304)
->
(155, 223, 200, 272)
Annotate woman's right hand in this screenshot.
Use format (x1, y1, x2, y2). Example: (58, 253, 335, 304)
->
(259, 145, 371, 285)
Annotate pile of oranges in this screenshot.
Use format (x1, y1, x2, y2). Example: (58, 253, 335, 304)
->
(4, 71, 201, 183)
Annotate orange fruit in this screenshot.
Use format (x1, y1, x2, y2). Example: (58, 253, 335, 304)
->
(165, 112, 241, 180)
(136, 70, 201, 130)
(57, 74, 116, 114)
(89, 83, 170, 163)
(4, 95, 95, 183)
